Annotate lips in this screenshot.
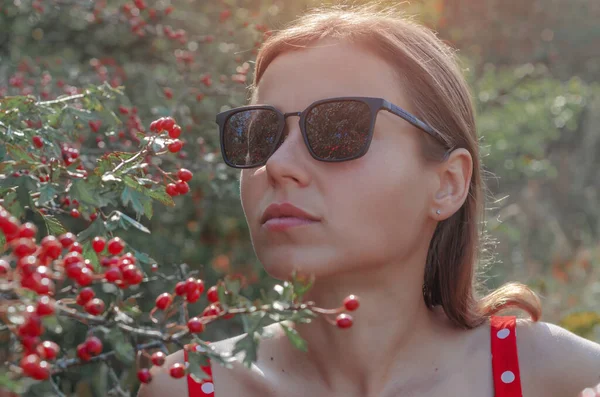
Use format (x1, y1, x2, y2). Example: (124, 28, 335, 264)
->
(260, 202, 320, 225)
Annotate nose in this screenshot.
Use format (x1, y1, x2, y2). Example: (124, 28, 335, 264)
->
(264, 112, 311, 186)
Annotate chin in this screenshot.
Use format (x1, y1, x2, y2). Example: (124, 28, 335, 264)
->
(256, 247, 343, 281)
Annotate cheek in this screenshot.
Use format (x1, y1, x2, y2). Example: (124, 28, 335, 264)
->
(328, 145, 430, 257)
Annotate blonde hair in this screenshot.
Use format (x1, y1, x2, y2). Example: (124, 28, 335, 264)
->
(250, 4, 542, 328)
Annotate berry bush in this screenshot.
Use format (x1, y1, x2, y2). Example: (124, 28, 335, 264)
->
(0, 0, 361, 395)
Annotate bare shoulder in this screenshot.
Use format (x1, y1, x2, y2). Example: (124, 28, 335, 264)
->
(515, 318, 600, 397)
(137, 323, 286, 397)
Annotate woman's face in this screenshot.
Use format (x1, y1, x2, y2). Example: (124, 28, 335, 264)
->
(240, 39, 440, 281)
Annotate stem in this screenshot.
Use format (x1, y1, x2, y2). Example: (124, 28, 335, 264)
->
(36, 93, 85, 106)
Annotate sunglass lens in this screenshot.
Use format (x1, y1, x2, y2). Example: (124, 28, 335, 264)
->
(305, 100, 372, 161)
(223, 109, 281, 167)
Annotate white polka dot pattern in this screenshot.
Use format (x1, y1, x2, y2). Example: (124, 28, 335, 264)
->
(496, 328, 510, 339)
(201, 382, 214, 394)
(501, 370, 515, 384)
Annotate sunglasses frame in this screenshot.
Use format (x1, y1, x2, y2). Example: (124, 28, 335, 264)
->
(215, 96, 450, 169)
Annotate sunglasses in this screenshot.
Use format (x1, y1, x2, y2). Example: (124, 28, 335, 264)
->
(215, 96, 449, 168)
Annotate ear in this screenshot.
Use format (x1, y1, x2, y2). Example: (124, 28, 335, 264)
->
(429, 148, 473, 220)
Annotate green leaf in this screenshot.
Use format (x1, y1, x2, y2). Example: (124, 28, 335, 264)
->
(37, 184, 57, 206)
(106, 328, 135, 365)
(121, 186, 153, 219)
(6, 143, 33, 163)
(279, 322, 307, 352)
(82, 241, 101, 271)
(122, 176, 175, 207)
(69, 179, 109, 207)
(187, 350, 212, 383)
(77, 218, 107, 242)
(41, 214, 66, 235)
(128, 247, 157, 265)
(291, 271, 315, 303)
(111, 210, 151, 234)
(232, 332, 260, 368)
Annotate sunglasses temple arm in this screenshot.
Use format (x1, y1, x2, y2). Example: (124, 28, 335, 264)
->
(383, 100, 440, 139)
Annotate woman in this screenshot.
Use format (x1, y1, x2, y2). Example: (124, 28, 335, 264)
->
(140, 5, 600, 397)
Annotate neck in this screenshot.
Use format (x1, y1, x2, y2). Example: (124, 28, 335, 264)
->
(284, 252, 456, 396)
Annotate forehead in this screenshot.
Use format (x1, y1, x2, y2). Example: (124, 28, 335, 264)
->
(254, 39, 411, 111)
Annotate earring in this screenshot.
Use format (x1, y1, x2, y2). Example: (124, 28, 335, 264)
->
(436, 209, 441, 215)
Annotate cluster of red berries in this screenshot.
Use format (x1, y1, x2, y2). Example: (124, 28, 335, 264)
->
(166, 168, 193, 197)
(136, 351, 190, 384)
(0, 205, 154, 380)
(336, 294, 360, 329)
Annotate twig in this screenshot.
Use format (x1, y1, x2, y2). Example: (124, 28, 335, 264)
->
(36, 93, 85, 106)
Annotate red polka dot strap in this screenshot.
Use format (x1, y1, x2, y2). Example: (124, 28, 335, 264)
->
(184, 345, 215, 397)
(490, 315, 523, 397)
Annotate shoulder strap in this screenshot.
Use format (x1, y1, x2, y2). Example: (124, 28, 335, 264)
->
(184, 345, 215, 396)
(490, 315, 523, 397)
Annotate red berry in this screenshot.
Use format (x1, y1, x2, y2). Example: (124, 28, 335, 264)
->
(166, 183, 179, 196)
(121, 252, 137, 264)
(19, 315, 43, 337)
(92, 236, 106, 253)
(195, 279, 205, 295)
(77, 343, 92, 361)
(31, 360, 50, 380)
(163, 88, 173, 99)
(122, 264, 140, 283)
(137, 368, 152, 383)
(38, 341, 60, 360)
(40, 235, 62, 259)
(107, 237, 125, 255)
(59, 232, 76, 248)
(174, 281, 187, 296)
(75, 266, 93, 286)
(169, 363, 186, 378)
(0, 259, 10, 276)
(84, 298, 105, 315)
(175, 181, 189, 195)
(104, 267, 122, 282)
(185, 277, 198, 293)
(32, 135, 44, 148)
(187, 317, 205, 333)
(162, 117, 175, 131)
(36, 295, 55, 316)
(150, 263, 158, 272)
(343, 295, 360, 311)
(177, 168, 192, 182)
(20, 336, 41, 354)
(69, 241, 83, 253)
(118, 106, 129, 114)
(89, 120, 101, 133)
(168, 140, 183, 153)
(202, 303, 221, 317)
(186, 288, 201, 303)
(77, 287, 95, 305)
(168, 124, 182, 139)
(149, 120, 158, 132)
(85, 336, 103, 356)
(70, 208, 80, 218)
(155, 293, 173, 310)
(10, 238, 37, 258)
(336, 313, 353, 329)
(17, 223, 37, 238)
(90, 212, 98, 221)
(207, 286, 219, 303)
(154, 117, 165, 132)
(150, 351, 166, 366)
(20, 354, 40, 377)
